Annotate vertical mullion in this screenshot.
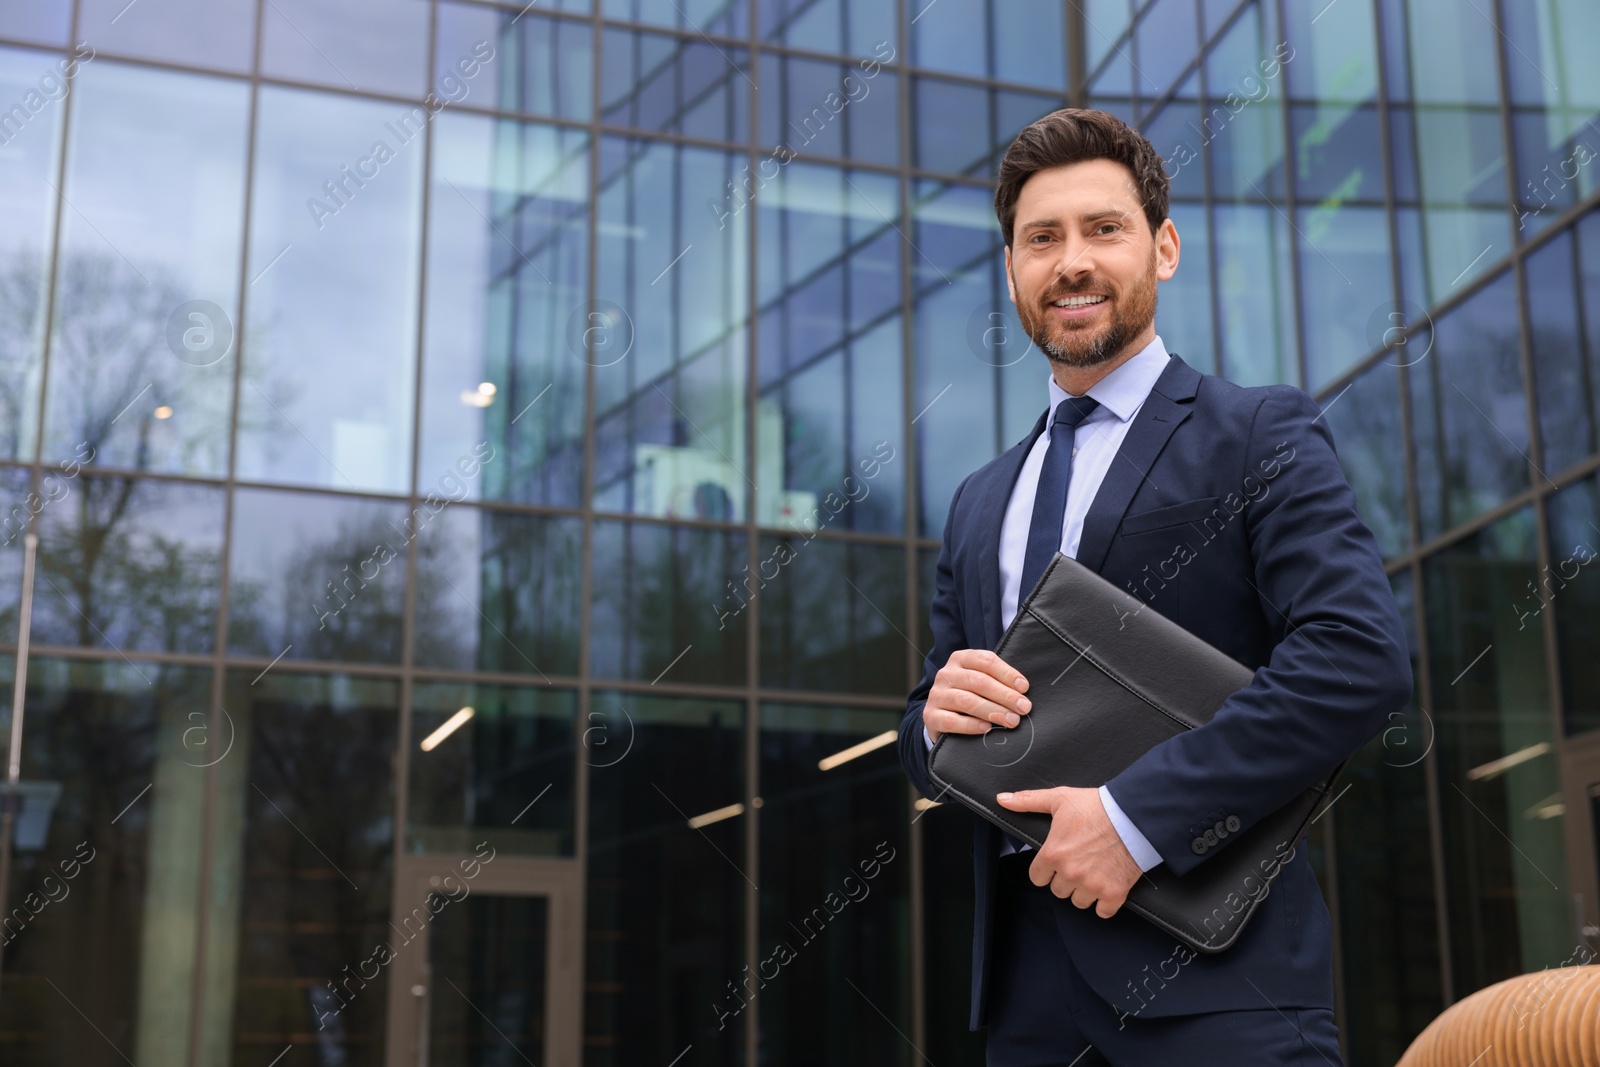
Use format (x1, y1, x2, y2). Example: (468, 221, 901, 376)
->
(744, 1, 762, 1063)
(897, 0, 926, 1052)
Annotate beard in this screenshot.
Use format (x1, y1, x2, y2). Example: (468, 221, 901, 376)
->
(1014, 249, 1159, 370)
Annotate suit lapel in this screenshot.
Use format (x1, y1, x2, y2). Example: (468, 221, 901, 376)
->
(1074, 353, 1201, 574)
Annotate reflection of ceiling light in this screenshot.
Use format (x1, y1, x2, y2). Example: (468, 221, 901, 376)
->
(419, 706, 475, 751)
(818, 730, 896, 771)
(687, 801, 746, 829)
(913, 798, 942, 812)
(1524, 792, 1565, 820)
(1466, 741, 1551, 782)
(154, 406, 173, 419)
(460, 382, 497, 408)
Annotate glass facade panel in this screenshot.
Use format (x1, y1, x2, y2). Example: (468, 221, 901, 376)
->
(601, 26, 751, 142)
(759, 50, 900, 166)
(585, 691, 745, 1065)
(1425, 509, 1571, 995)
(437, 3, 593, 121)
(1525, 227, 1595, 477)
(79, 0, 255, 71)
(758, 702, 910, 1063)
(46, 62, 248, 479)
(0, 45, 67, 463)
(421, 114, 588, 507)
(1320, 359, 1409, 558)
(908, 0, 1065, 89)
(1409, 271, 1530, 541)
(759, 0, 897, 58)
(408, 681, 577, 855)
(1545, 475, 1600, 738)
(260, 0, 431, 97)
(227, 487, 412, 665)
(594, 137, 750, 520)
(1503, 0, 1600, 239)
(758, 537, 905, 695)
(240, 87, 423, 495)
(411, 504, 583, 677)
(226, 669, 399, 1063)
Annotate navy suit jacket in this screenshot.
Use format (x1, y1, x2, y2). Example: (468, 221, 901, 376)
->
(898, 352, 1411, 1030)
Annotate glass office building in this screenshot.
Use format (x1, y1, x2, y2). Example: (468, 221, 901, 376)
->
(0, 0, 1595, 1064)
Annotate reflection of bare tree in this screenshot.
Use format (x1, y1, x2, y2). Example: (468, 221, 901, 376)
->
(4, 249, 288, 653)
(229, 512, 408, 665)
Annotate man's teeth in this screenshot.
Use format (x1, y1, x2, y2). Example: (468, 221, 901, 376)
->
(1052, 295, 1107, 308)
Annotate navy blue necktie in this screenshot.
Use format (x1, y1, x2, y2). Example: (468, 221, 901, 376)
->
(1018, 395, 1101, 601)
(1001, 394, 1098, 855)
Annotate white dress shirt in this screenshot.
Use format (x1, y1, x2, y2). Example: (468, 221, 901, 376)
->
(924, 335, 1170, 871)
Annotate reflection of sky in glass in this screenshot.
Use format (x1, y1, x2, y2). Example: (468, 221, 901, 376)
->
(260, 0, 430, 97)
(240, 86, 423, 494)
(79, 0, 255, 71)
(46, 61, 248, 477)
(0, 45, 67, 462)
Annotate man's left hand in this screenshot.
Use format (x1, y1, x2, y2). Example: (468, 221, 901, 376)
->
(995, 786, 1142, 918)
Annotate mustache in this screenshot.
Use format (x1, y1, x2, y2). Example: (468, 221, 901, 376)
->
(1039, 281, 1114, 305)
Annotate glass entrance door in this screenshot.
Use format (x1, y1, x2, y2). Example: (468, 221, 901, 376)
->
(385, 854, 581, 1067)
(1560, 732, 1600, 958)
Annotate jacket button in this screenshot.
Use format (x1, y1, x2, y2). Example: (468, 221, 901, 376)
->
(1225, 815, 1241, 833)
(1203, 829, 1218, 847)
(1191, 836, 1208, 855)
(1214, 820, 1229, 839)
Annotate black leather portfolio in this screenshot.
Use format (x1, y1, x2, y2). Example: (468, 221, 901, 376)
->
(926, 552, 1342, 954)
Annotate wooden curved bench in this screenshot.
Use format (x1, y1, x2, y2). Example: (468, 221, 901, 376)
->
(1397, 966, 1600, 1066)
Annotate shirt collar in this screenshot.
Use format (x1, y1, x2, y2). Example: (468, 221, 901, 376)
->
(1045, 334, 1171, 425)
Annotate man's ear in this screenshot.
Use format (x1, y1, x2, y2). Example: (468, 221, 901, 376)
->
(1155, 218, 1180, 281)
(1004, 245, 1017, 304)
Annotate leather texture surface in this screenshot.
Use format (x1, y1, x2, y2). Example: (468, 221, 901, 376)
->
(927, 551, 1340, 954)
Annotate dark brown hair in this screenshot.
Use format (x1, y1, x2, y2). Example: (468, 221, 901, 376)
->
(993, 108, 1170, 248)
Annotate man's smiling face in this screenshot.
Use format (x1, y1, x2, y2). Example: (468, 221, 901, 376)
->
(1004, 158, 1180, 372)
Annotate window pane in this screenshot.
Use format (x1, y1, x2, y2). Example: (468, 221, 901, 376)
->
(260, 0, 430, 97)
(594, 138, 750, 520)
(0, 0, 70, 45)
(226, 670, 399, 1063)
(601, 27, 750, 142)
(908, 0, 1064, 88)
(1203, 7, 1289, 202)
(1160, 201, 1215, 374)
(759, 51, 899, 166)
(1297, 203, 1392, 390)
(586, 692, 746, 1065)
(759, 0, 896, 59)
(0, 466, 32, 643)
(45, 62, 248, 478)
(409, 681, 577, 856)
(1409, 272, 1530, 540)
(35, 474, 224, 654)
(758, 703, 910, 1063)
(758, 538, 907, 696)
(227, 488, 412, 665)
(437, 3, 593, 121)
(1525, 227, 1595, 476)
(910, 180, 1001, 536)
(1502, 0, 1600, 237)
(1214, 202, 1298, 387)
(757, 163, 904, 534)
(602, 0, 745, 37)
(240, 87, 422, 494)
(421, 114, 588, 507)
(1545, 475, 1600, 737)
(590, 520, 748, 686)
(1425, 508, 1570, 995)
(1335, 567, 1443, 1062)
(1134, 0, 1198, 104)
(79, 0, 254, 71)
(411, 505, 582, 677)
(0, 45, 70, 463)
(1320, 360, 1409, 557)
(0, 658, 211, 1066)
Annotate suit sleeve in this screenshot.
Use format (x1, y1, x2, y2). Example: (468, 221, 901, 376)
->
(1104, 385, 1412, 876)
(898, 472, 973, 800)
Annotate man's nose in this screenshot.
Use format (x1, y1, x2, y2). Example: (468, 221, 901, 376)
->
(1049, 236, 1096, 281)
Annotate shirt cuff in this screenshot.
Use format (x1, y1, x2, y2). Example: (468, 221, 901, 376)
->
(922, 724, 934, 750)
(1099, 784, 1163, 872)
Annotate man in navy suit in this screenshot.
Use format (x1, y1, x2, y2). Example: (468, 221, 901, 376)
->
(897, 108, 1411, 1064)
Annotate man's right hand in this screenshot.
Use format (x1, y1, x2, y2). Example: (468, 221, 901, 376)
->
(922, 649, 1031, 744)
